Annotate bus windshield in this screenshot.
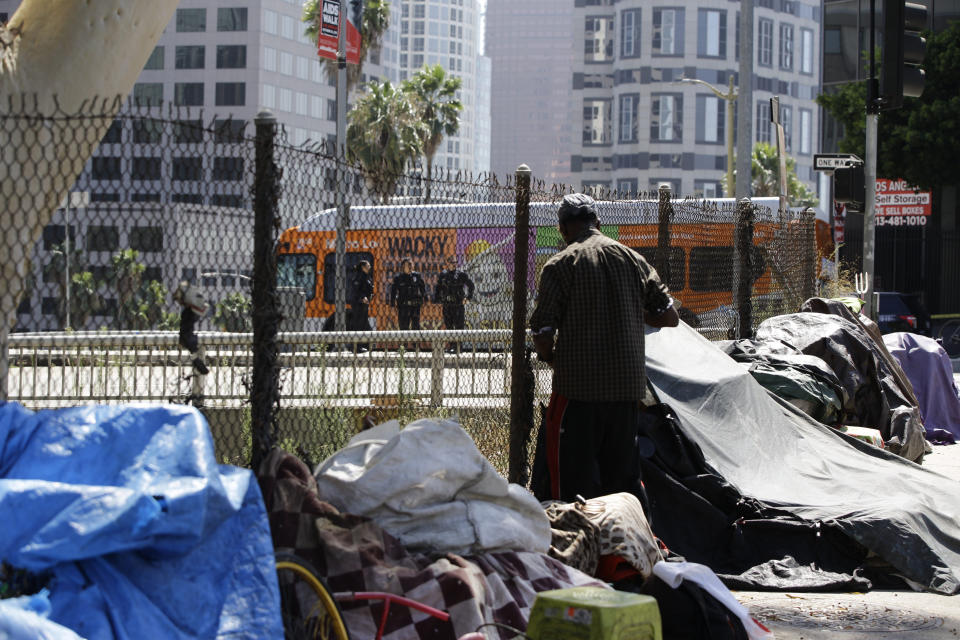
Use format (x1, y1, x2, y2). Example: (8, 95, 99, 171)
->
(277, 253, 317, 301)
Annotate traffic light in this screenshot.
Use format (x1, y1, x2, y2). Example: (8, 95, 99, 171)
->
(880, 0, 928, 109)
(834, 165, 865, 212)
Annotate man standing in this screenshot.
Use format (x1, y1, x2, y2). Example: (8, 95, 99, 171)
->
(389, 257, 427, 330)
(530, 193, 679, 502)
(349, 260, 373, 331)
(434, 255, 476, 329)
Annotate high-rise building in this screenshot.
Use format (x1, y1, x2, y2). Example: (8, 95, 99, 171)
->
(486, 0, 822, 197)
(486, 0, 576, 183)
(392, 0, 490, 175)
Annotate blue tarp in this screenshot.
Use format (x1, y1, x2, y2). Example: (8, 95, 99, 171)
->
(0, 403, 283, 639)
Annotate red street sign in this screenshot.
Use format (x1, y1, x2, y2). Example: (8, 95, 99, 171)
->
(317, 0, 361, 64)
(875, 178, 931, 227)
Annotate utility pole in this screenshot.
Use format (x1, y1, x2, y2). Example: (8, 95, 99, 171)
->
(862, 0, 880, 320)
(736, 0, 754, 200)
(334, 0, 349, 331)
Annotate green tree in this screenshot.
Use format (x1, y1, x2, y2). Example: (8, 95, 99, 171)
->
(108, 249, 172, 330)
(347, 80, 425, 202)
(402, 65, 463, 202)
(302, 0, 390, 91)
(214, 292, 253, 332)
(723, 143, 819, 208)
(43, 242, 99, 329)
(817, 22, 960, 191)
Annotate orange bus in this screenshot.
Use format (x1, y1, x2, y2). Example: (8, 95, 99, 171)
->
(276, 198, 824, 332)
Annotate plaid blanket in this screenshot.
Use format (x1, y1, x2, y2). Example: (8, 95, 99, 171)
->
(258, 449, 606, 639)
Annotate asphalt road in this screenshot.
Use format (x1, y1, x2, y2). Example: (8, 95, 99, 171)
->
(734, 443, 960, 639)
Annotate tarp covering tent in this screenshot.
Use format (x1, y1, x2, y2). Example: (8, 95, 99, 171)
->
(883, 331, 960, 443)
(645, 323, 960, 594)
(754, 312, 926, 461)
(0, 403, 283, 639)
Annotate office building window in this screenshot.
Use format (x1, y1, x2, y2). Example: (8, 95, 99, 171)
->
(86, 226, 120, 252)
(799, 108, 812, 155)
(584, 15, 614, 63)
(263, 47, 276, 72)
(650, 94, 682, 142)
(758, 18, 773, 67)
(175, 120, 204, 144)
(92, 157, 122, 180)
(172, 194, 205, 205)
(175, 83, 204, 106)
(620, 9, 641, 58)
(652, 8, 682, 55)
(176, 8, 206, 32)
(217, 7, 248, 31)
(618, 93, 640, 143)
(800, 28, 814, 74)
(214, 119, 246, 143)
(779, 23, 794, 70)
(144, 46, 164, 70)
(132, 156, 162, 181)
(175, 45, 205, 69)
(215, 83, 246, 106)
(212, 195, 245, 208)
(696, 95, 724, 144)
(617, 178, 639, 195)
(213, 157, 245, 181)
(582, 98, 613, 145)
(217, 45, 246, 69)
(133, 119, 163, 144)
(263, 9, 278, 34)
(697, 9, 726, 58)
(173, 157, 204, 182)
(132, 83, 163, 107)
(756, 101, 771, 143)
(695, 180, 722, 198)
(130, 226, 164, 253)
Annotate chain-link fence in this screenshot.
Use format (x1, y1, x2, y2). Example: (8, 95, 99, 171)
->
(1, 101, 817, 475)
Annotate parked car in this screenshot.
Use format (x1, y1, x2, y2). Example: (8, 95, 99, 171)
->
(875, 292, 931, 336)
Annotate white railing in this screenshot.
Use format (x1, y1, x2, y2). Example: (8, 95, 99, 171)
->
(6, 330, 531, 409)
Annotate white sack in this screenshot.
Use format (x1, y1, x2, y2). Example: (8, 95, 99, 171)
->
(314, 418, 551, 554)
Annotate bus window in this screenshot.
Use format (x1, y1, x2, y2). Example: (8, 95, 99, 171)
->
(277, 253, 317, 301)
(689, 246, 766, 292)
(631, 246, 686, 293)
(323, 251, 374, 304)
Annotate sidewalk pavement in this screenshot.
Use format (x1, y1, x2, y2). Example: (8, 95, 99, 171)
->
(733, 444, 960, 639)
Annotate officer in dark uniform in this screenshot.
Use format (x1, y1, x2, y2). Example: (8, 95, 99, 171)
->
(434, 255, 475, 330)
(349, 260, 373, 331)
(389, 257, 426, 329)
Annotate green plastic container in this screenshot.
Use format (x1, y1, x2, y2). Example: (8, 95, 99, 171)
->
(526, 586, 662, 640)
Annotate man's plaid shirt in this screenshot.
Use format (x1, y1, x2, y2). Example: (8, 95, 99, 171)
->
(530, 228, 672, 402)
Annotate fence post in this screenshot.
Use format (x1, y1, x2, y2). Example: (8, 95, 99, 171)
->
(251, 110, 281, 470)
(733, 198, 755, 338)
(508, 164, 533, 485)
(655, 184, 673, 286)
(802, 207, 817, 302)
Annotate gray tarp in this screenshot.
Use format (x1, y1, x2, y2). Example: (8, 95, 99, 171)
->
(645, 323, 960, 594)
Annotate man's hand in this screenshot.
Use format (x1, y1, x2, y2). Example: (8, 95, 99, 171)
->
(532, 328, 555, 365)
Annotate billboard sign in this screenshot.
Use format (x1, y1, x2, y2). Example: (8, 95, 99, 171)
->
(875, 178, 931, 227)
(316, 0, 361, 64)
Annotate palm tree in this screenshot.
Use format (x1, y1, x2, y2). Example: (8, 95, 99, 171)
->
(109, 249, 145, 329)
(68, 271, 102, 329)
(347, 80, 424, 203)
(723, 142, 818, 208)
(402, 65, 463, 203)
(42, 242, 86, 328)
(302, 0, 390, 91)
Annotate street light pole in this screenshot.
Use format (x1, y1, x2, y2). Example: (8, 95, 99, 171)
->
(677, 77, 737, 196)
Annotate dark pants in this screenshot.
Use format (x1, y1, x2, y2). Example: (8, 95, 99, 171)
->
(540, 392, 642, 502)
(398, 305, 421, 330)
(441, 304, 465, 330)
(349, 303, 370, 331)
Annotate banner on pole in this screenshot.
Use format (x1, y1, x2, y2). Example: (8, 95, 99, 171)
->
(317, 0, 361, 64)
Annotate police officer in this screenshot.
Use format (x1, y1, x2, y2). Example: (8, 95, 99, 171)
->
(349, 260, 373, 331)
(434, 255, 475, 331)
(389, 257, 426, 329)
